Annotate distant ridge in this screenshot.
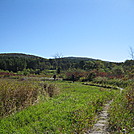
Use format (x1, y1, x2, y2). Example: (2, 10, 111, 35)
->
(0, 53, 98, 61)
(0, 53, 121, 63)
(63, 56, 99, 63)
(64, 56, 97, 61)
(0, 53, 47, 59)
(63, 56, 115, 63)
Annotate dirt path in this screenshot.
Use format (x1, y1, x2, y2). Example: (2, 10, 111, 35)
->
(85, 100, 113, 134)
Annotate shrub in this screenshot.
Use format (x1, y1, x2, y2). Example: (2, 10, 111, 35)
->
(93, 76, 108, 84)
(86, 72, 96, 81)
(65, 69, 86, 81)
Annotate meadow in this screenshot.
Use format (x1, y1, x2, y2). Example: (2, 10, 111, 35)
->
(0, 78, 118, 133)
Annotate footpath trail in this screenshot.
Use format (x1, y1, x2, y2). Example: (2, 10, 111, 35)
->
(84, 85, 124, 134)
(86, 100, 113, 134)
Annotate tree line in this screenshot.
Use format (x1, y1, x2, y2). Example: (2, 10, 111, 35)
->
(0, 53, 133, 78)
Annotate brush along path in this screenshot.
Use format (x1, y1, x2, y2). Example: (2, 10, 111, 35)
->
(86, 100, 113, 134)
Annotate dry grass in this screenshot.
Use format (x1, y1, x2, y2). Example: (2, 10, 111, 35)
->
(43, 83, 60, 97)
(0, 79, 59, 117)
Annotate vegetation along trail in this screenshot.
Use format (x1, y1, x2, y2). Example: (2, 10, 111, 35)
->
(0, 81, 118, 134)
(86, 100, 113, 134)
(85, 86, 124, 134)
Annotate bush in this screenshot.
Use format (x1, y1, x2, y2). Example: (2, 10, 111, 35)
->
(65, 69, 86, 81)
(93, 76, 108, 83)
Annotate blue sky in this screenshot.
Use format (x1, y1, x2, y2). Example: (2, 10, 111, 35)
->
(0, 0, 134, 62)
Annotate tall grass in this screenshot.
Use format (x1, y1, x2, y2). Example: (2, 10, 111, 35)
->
(43, 83, 59, 97)
(92, 77, 133, 88)
(0, 79, 59, 117)
(108, 84, 134, 133)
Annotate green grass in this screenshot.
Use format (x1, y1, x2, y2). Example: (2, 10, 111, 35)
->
(108, 85, 134, 134)
(0, 81, 117, 133)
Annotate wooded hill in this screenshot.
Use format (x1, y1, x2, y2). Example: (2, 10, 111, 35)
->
(0, 53, 133, 78)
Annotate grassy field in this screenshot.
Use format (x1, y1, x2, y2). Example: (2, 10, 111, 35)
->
(0, 80, 118, 133)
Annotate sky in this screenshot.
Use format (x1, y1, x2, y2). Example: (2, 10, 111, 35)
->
(0, 0, 134, 62)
